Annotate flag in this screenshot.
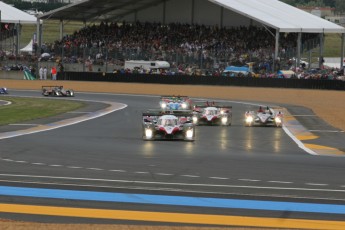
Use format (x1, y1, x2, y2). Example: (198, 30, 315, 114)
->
(23, 70, 36, 80)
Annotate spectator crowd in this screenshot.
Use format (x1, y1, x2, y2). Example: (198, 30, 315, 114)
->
(2, 20, 343, 80)
(49, 21, 319, 74)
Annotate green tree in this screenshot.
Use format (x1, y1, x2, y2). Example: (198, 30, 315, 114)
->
(280, 0, 297, 6)
(335, 0, 345, 14)
(323, 0, 336, 7)
(298, 0, 325, 7)
(280, 0, 335, 7)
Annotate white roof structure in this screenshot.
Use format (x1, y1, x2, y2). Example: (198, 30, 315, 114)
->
(0, 1, 37, 24)
(210, 0, 345, 33)
(38, 0, 345, 34)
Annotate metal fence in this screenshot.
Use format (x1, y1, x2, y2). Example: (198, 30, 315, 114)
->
(0, 47, 295, 73)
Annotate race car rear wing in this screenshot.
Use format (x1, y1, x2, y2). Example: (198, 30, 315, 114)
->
(143, 109, 193, 117)
(42, 86, 63, 89)
(160, 95, 190, 100)
(193, 101, 232, 108)
(194, 104, 232, 109)
(143, 110, 194, 124)
(160, 95, 189, 98)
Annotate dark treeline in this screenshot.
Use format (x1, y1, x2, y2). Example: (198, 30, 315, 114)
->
(281, 0, 335, 7)
(278, 0, 345, 14)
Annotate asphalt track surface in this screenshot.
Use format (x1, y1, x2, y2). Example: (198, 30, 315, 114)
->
(0, 90, 345, 229)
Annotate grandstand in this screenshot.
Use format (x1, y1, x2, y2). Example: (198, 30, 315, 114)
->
(1, 0, 345, 75)
(35, 0, 345, 72)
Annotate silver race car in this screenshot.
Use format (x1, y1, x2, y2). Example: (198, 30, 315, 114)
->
(42, 86, 75, 97)
(142, 110, 195, 141)
(244, 106, 283, 127)
(192, 102, 232, 126)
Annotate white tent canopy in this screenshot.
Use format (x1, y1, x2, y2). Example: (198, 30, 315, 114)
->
(0, 1, 37, 24)
(210, 0, 345, 33)
(20, 39, 33, 54)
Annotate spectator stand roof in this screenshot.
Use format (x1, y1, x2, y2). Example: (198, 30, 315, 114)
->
(0, 1, 37, 24)
(38, 0, 345, 34)
(211, 0, 345, 33)
(38, 0, 166, 23)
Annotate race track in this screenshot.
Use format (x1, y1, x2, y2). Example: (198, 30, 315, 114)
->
(0, 90, 345, 229)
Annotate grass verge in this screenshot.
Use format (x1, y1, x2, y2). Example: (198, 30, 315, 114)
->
(0, 97, 85, 126)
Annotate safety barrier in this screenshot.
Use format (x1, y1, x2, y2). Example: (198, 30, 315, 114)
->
(57, 72, 345, 90)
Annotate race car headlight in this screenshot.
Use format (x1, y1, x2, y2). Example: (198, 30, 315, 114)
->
(145, 129, 153, 138)
(161, 103, 167, 109)
(186, 129, 193, 138)
(192, 116, 198, 123)
(275, 117, 282, 123)
(70, 91, 74, 96)
(221, 117, 228, 124)
(181, 103, 187, 109)
(245, 116, 253, 123)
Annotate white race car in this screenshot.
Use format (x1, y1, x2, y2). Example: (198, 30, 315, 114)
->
(244, 106, 283, 127)
(192, 102, 232, 126)
(142, 110, 195, 141)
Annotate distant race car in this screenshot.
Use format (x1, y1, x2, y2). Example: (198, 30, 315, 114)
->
(142, 110, 195, 141)
(42, 86, 75, 97)
(244, 106, 283, 127)
(0, 87, 8, 94)
(192, 102, 232, 126)
(159, 95, 193, 110)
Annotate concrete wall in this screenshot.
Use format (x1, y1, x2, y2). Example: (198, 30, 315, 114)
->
(0, 71, 25, 80)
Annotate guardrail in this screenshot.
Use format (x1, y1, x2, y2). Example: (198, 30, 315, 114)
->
(57, 72, 345, 90)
